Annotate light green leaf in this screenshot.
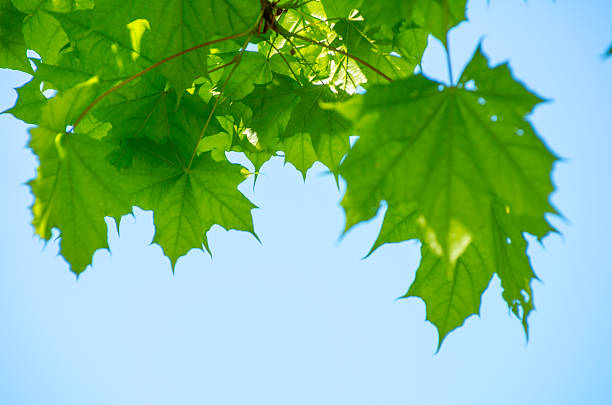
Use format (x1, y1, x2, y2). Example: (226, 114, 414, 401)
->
(29, 77, 131, 274)
(330, 48, 557, 342)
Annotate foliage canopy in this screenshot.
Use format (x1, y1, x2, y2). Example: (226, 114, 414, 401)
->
(0, 0, 558, 346)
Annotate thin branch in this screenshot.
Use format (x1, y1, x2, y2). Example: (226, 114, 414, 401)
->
(445, 31, 453, 86)
(274, 23, 392, 82)
(443, 0, 454, 86)
(72, 29, 255, 129)
(208, 58, 238, 74)
(187, 34, 253, 170)
(267, 32, 278, 59)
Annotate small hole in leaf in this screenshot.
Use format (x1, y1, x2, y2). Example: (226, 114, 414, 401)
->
(27, 50, 40, 71)
(437, 84, 444, 92)
(506, 237, 512, 244)
(43, 89, 57, 99)
(516, 129, 524, 136)
(390, 51, 401, 58)
(521, 290, 530, 302)
(66, 125, 74, 133)
(490, 115, 498, 122)
(39, 82, 57, 99)
(464, 79, 477, 91)
(478, 97, 486, 105)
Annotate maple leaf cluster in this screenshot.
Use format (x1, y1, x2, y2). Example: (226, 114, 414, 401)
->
(0, 0, 557, 346)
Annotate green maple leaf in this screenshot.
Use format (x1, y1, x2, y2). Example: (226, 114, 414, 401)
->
(330, 48, 557, 343)
(26, 73, 256, 271)
(28, 77, 131, 274)
(120, 138, 257, 267)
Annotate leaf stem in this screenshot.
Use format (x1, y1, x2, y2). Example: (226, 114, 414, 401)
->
(208, 59, 238, 74)
(443, 0, 454, 86)
(445, 31, 453, 86)
(187, 34, 253, 170)
(274, 23, 392, 83)
(72, 29, 254, 129)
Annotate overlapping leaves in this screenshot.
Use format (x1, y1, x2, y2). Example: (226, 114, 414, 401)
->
(1, 0, 557, 346)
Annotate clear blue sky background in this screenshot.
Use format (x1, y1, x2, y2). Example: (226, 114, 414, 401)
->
(1, 1, 611, 403)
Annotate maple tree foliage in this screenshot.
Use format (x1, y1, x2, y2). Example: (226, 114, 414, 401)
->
(0, 0, 558, 346)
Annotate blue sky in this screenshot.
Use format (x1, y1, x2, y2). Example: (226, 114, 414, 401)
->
(1, 1, 611, 403)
